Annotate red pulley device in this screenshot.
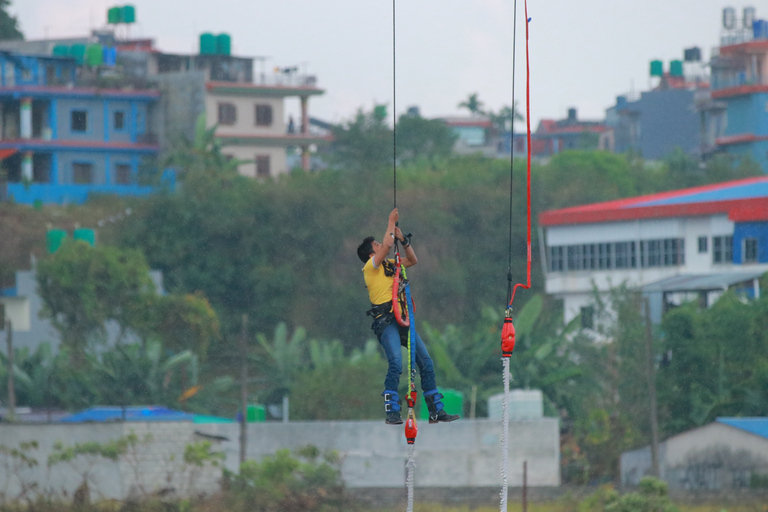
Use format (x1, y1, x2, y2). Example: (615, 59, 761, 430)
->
(501, 310, 516, 357)
(405, 408, 418, 444)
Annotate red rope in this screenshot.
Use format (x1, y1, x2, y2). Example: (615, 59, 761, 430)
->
(508, 0, 532, 308)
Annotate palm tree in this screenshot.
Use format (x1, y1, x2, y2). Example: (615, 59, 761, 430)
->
(457, 93, 485, 116)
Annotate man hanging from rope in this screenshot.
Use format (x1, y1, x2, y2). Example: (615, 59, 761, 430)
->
(357, 208, 460, 425)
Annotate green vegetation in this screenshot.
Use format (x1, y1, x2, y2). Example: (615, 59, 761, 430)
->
(1, 106, 765, 486)
(0, 0, 23, 41)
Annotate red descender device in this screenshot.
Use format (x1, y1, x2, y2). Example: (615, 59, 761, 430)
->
(501, 308, 516, 357)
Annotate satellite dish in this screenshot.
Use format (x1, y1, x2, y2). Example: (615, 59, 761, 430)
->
(723, 7, 736, 30)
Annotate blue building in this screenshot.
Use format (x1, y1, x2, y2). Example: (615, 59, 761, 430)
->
(709, 12, 768, 171)
(605, 75, 707, 160)
(0, 51, 163, 204)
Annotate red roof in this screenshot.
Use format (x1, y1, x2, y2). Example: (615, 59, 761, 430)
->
(0, 148, 17, 160)
(540, 176, 768, 226)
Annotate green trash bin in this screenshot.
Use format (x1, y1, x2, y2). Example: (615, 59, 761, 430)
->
(419, 388, 463, 421)
(246, 404, 266, 422)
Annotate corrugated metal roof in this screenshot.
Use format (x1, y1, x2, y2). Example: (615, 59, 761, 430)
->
(640, 271, 765, 292)
(540, 176, 768, 226)
(638, 181, 768, 207)
(717, 417, 768, 440)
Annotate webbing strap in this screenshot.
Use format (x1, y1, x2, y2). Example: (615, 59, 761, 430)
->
(507, 0, 533, 309)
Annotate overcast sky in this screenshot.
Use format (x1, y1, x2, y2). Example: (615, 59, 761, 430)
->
(12, 0, 759, 126)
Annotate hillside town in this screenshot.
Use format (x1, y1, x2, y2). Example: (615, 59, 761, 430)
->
(1, 2, 768, 512)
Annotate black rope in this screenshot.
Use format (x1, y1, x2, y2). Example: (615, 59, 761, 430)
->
(393, 0, 397, 209)
(506, 0, 519, 307)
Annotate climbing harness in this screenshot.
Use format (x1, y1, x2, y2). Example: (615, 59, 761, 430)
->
(392, 250, 410, 327)
(500, 1, 532, 510)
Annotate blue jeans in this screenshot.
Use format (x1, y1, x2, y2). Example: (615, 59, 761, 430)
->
(378, 322, 437, 394)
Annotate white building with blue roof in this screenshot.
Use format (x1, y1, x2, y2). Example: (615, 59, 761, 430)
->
(622, 417, 768, 489)
(539, 176, 768, 325)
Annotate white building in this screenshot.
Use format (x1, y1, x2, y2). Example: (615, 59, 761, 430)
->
(621, 417, 768, 489)
(539, 176, 768, 325)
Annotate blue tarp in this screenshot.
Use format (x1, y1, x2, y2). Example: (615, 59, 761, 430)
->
(717, 417, 768, 440)
(60, 406, 196, 423)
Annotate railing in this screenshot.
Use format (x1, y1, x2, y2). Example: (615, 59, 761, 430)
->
(711, 74, 767, 91)
(252, 74, 318, 88)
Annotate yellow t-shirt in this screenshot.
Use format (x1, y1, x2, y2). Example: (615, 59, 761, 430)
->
(363, 257, 395, 306)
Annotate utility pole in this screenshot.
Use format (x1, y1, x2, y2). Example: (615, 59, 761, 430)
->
(643, 297, 660, 477)
(522, 460, 528, 512)
(239, 314, 248, 465)
(5, 316, 16, 422)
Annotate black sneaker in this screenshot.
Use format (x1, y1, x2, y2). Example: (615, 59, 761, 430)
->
(386, 411, 403, 425)
(429, 409, 460, 424)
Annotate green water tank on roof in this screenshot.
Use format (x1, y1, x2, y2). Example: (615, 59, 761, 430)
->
(52, 44, 69, 57)
(70, 44, 86, 65)
(650, 60, 663, 77)
(200, 33, 216, 55)
(86, 44, 103, 67)
(216, 33, 231, 55)
(107, 6, 122, 24)
(122, 5, 136, 24)
(73, 228, 96, 247)
(47, 229, 67, 254)
(670, 59, 683, 77)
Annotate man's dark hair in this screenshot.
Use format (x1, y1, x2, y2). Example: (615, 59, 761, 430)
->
(357, 236, 375, 263)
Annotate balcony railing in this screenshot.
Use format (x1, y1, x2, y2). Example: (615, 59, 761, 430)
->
(712, 73, 767, 91)
(252, 74, 318, 88)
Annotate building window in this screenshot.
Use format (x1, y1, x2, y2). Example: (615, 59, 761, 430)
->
(256, 155, 270, 177)
(114, 164, 132, 185)
(71, 110, 88, 132)
(598, 243, 612, 270)
(218, 103, 237, 125)
(580, 306, 595, 330)
(114, 111, 125, 131)
(744, 238, 758, 263)
(713, 235, 733, 264)
(33, 166, 49, 183)
(640, 238, 683, 268)
(698, 236, 708, 253)
(549, 246, 564, 272)
(567, 245, 582, 271)
(255, 104, 273, 126)
(72, 162, 93, 184)
(614, 241, 636, 269)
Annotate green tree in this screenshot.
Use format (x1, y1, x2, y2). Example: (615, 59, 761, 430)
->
(457, 93, 485, 116)
(0, 0, 23, 41)
(489, 102, 524, 133)
(36, 240, 156, 363)
(291, 339, 386, 420)
(330, 105, 393, 170)
(395, 111, 456, 166)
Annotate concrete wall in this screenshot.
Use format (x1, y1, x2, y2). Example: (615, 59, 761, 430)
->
(153, 72, 207, 148)
(220, 145, 287, 178)
(621, 422, 768, 490)
(0, 418, 560, 500)
(205, 95, 285, 136)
